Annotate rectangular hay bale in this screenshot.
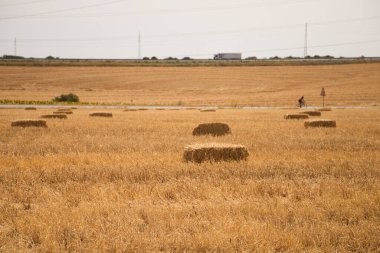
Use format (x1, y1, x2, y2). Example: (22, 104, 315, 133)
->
(89, 112, 113, 117)
(301, 111, 321, 116)
(53, 111, 73, 115)
(11, 120, 47, 128)
(304, 119, 336, 128)
(41, 114, 67, 119)
(25, 107, 37, 110)
(284, 114, 309, 120)
(193, 123, 231, 136)
(184, 143, 249, 163)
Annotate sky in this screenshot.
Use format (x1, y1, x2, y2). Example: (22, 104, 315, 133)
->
(0, 0, 379, 59)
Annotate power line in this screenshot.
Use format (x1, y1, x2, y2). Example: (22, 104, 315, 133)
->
(0, 0, 129, 20)
(0, 0, 317, 19)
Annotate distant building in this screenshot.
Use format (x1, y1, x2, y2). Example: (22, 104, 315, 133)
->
(214, 53, 242, 60)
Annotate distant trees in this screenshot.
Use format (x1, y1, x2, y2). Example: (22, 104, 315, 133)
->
(46, 55, 59, 60)
(2, 55, 24, 59)
(53, 93, 79, 102)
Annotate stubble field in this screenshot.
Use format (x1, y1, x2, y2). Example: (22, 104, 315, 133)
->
(1, 63, 380, 106)
(0, 108, 379, 252)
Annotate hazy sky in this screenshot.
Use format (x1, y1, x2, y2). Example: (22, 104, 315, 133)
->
(0, 0, 379, 59)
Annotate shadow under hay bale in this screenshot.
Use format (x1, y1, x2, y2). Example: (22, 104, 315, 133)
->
(25, 107, 37, 110)
(304, 119, 336, 128)
(184, 143, 249, 163)
(317, 107, 332, 112)
(41, 114, 67, 119)
(193, 123, 231, 136)
(284, 114, 309, 120)
(11, 120, 47, 128)
(89, 112, 113, 117)
(138, 108, 148, 111)
(124, 109, 137, 112)
(200, 109, 216, 112)
(302, 111, 321, 116)
(53, 111, 73, 115)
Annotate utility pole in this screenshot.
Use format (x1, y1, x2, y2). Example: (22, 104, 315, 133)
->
(138, 32, 141, 60)
(14, 37, 17, 56)
(304, 23, 308, 58)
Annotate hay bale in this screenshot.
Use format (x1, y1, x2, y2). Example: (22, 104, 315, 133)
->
(11, 120, 47, 128)
(41, 114, 67, 119)
(53, 111, 73, 115)
(200, 109, 216, 112)
(89, 112, 113, 117)
(317, 107, 332, 112)
(183, 143, 249, 163)
(56, 108, 73, 112)
(193, 123, 231, 136)
(284, 114, 309, 120)
(25, 107, 37, 110)
(301, 111, 321, 116)
(304, 119, 336, 128)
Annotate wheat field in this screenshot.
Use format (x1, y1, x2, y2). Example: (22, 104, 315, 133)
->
(0, 108, 379, 252)
(1, 63, 380, 106)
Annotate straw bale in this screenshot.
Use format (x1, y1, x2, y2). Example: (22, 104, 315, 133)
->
(183, 143, 249, 163)
(41, 114, 67, 119)
(301, 111, 321, 116)
(53, 111, 73, 115)
(304, 119, 336, 128)
(317, 107, 332, 112)
(193, 123, 231, 136)
(89, 112, 113, 117)
(284, 114, 309, 120)
(11, 120, 47, 128)
(200, 109, 216, 112)
(25, 107, 37, 110)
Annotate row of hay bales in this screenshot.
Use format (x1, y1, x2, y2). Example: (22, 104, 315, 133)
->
(12, 108, 115, 128)
(284, 108, 336, 128)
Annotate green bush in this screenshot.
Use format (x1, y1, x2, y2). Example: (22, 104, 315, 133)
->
(53, 93, 79, 102)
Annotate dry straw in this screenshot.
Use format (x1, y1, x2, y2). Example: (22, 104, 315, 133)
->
(24, 107, 37, 110)
(200, 109, 216, 112)
(184, 143, 249, 163)
(89, 112, 113, 117)
(304, 119, 336, 128)
(193, 123, 231, 136)
(302, 111, 322, 116)
(317, 107, 332, 112)
(41, 114, 67, 119)
(284, 114, 309, 120)
(11, 120, 48, 128)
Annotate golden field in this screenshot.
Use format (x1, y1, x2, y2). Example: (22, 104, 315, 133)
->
(0, 108, 379, 252)
(1, 63, 380, 106)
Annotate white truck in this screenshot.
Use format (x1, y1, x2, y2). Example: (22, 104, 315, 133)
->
(214, 53, 242, 60)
